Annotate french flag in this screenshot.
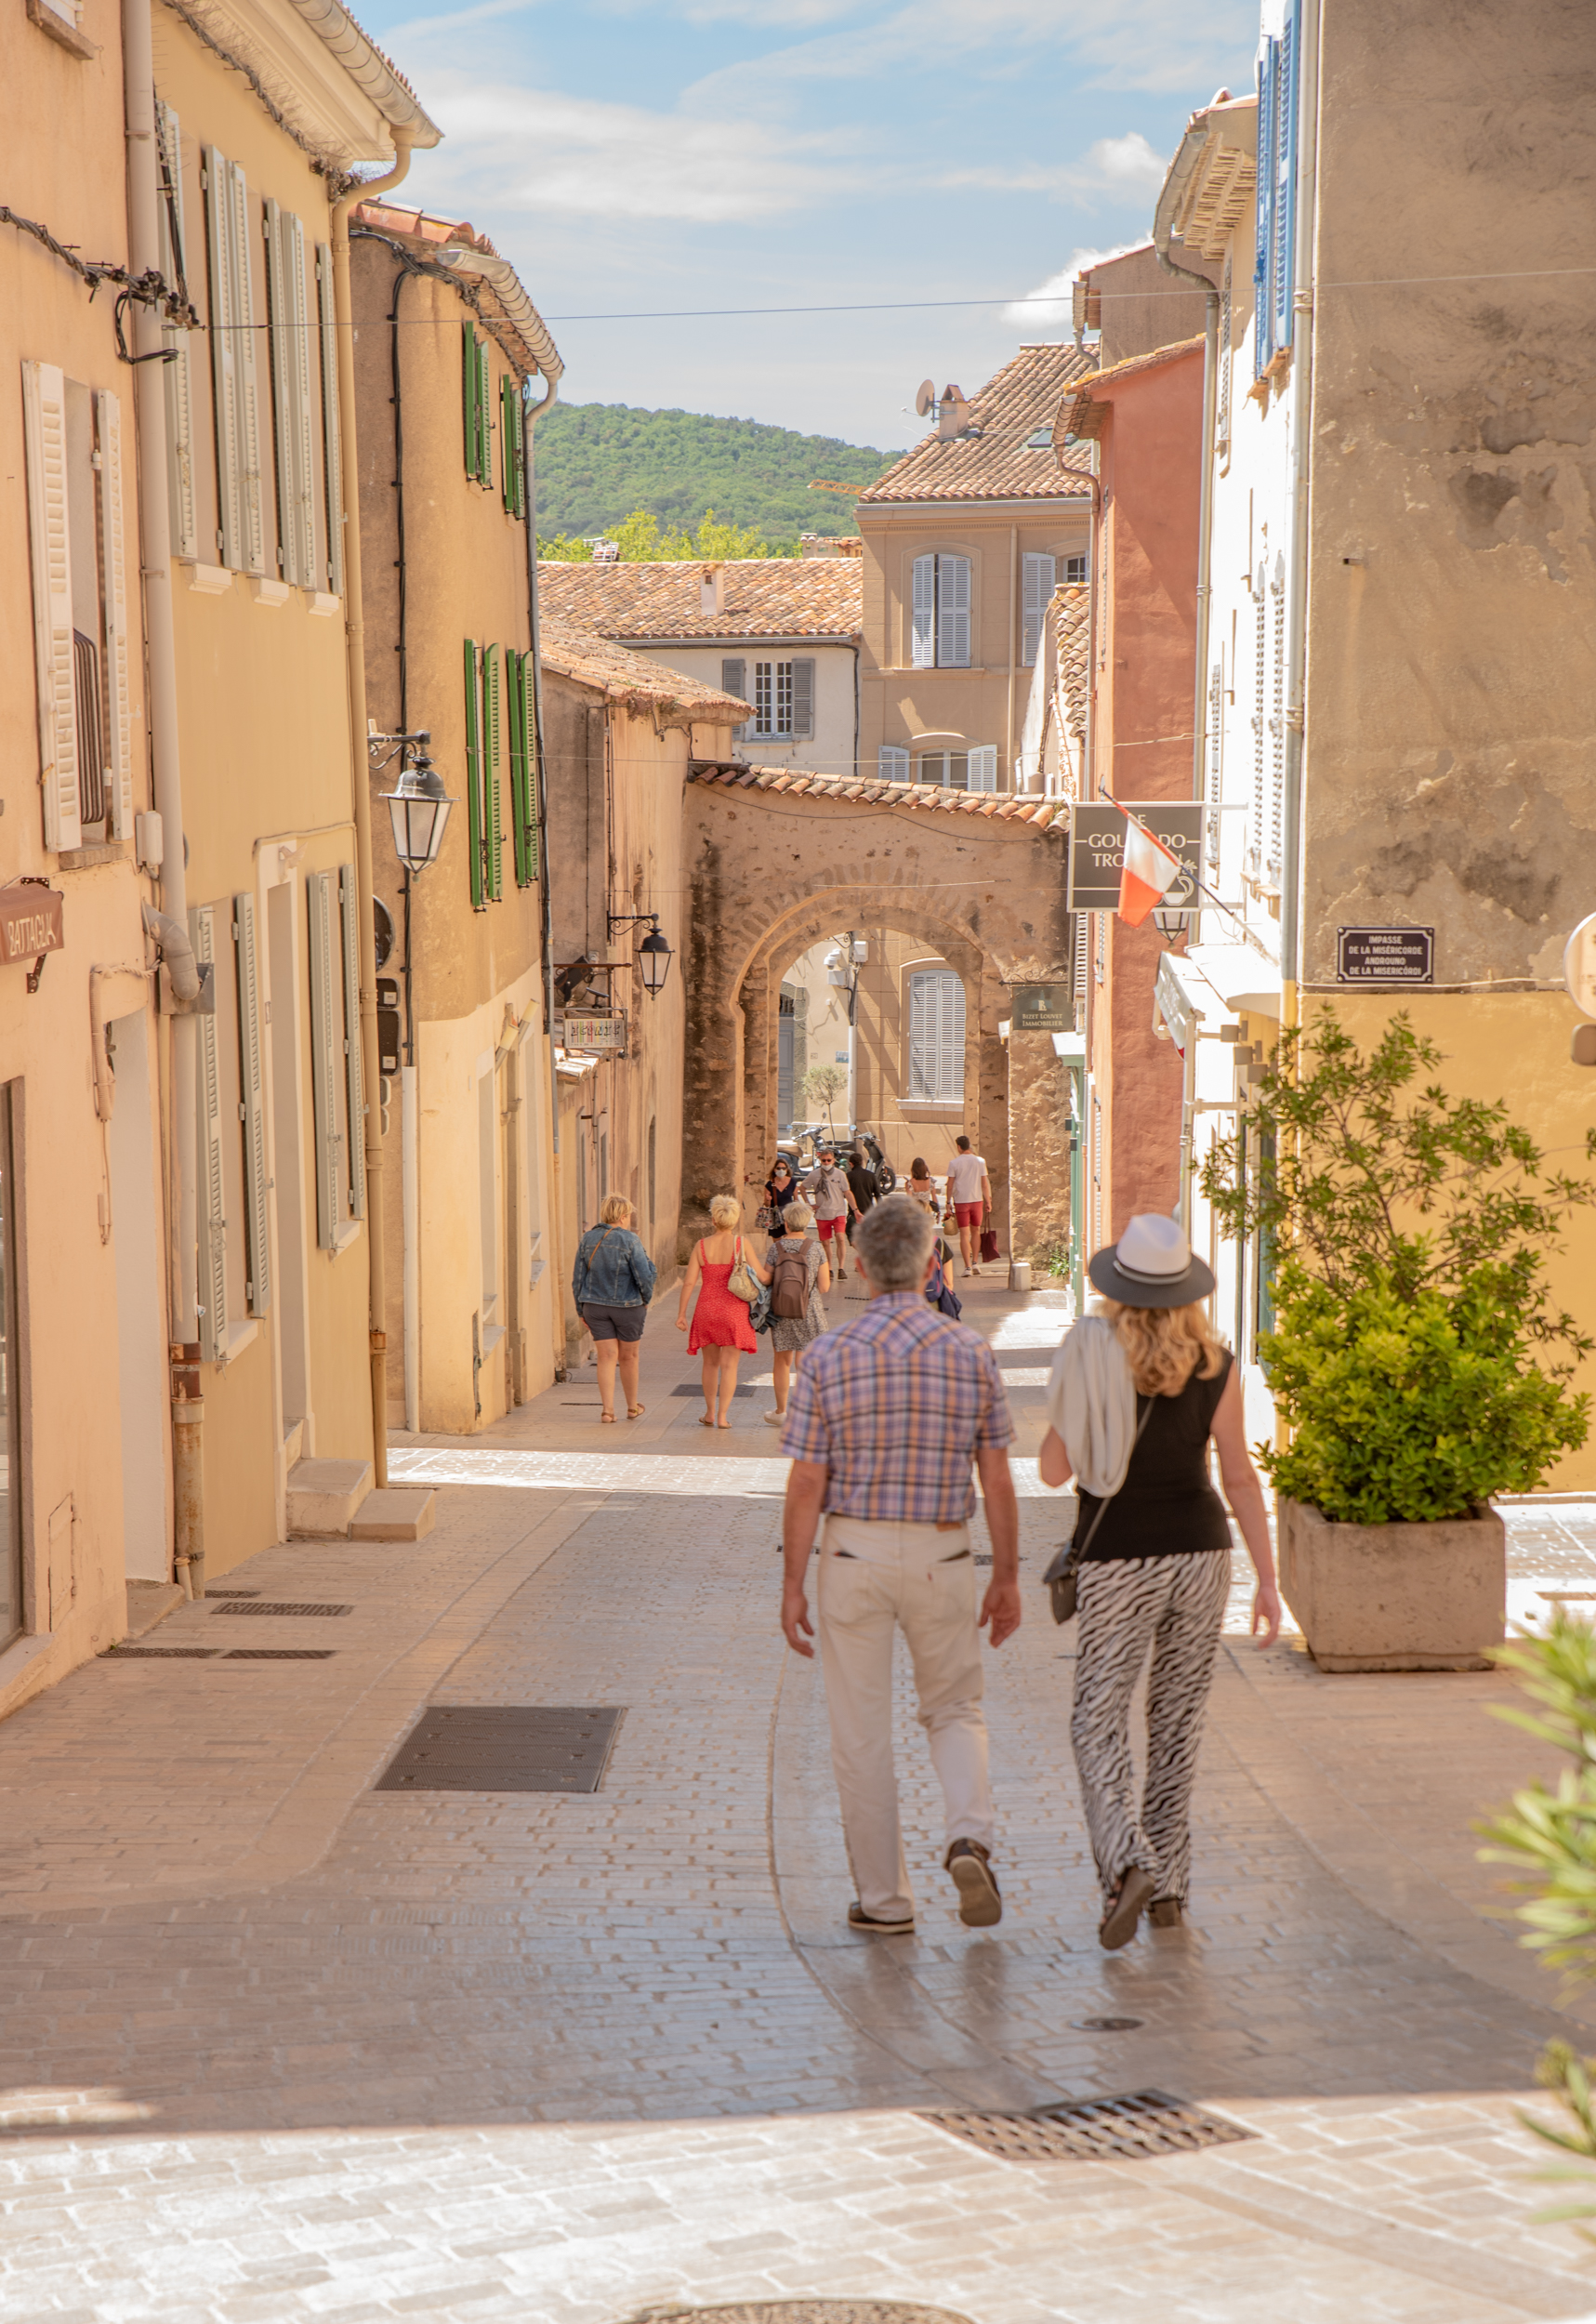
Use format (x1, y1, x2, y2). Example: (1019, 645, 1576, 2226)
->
(1117, 813, 1181, 927)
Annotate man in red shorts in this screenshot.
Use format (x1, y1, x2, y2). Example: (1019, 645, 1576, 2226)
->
(944, 1135, 991, 1277)
(803, 1143, 860, 1279)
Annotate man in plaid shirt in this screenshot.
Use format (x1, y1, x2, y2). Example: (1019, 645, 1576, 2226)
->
(780, 1194, 1021, 1935)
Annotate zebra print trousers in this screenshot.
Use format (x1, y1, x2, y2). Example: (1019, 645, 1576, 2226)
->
(1070, 1551, 1231, 1907)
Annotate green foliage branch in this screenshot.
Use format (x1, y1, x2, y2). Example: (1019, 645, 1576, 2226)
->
(799, 1063, 847, 1135)
(538, 508, 781, 563)
(1197, 1013, 1596, 1522)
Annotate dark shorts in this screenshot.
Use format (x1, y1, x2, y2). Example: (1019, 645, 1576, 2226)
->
(582, 1301, 647, 1344)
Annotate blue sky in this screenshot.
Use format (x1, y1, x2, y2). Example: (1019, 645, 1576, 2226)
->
(359, 0, 1259, 447)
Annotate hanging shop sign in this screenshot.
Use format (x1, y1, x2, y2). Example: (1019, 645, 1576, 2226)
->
(0, 881, 64, 988)
(1066, 803, 1202, 913)
(1009, 983, 1073, 1032)
(558, 1010, 628, 1055)
(1336, 926, 1433, 984)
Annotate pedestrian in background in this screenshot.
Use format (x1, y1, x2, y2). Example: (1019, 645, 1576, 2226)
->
(678, 1195, 771, 1429)
(845, 1144, 880, 1248)
(763, 1197, 831, 1426)
(780, 1195, 1020, 1936)
(571, 1194, 658, 1424)
(1038, 1213, 1282, 1949)
(803, 1142, 861, 1280)
(944, 1136, 991, 1278)
(905, 1157, 939, 1217)
(761, 1155, 798, 1241)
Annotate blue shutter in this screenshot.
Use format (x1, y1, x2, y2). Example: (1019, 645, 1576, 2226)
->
(1273, 0, 1301, 361)
(1253, 37, 1277, 376)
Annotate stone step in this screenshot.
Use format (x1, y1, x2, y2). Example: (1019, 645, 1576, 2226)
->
(287, 1458, 373, 1538)
(124, 1579, 185, 1639)
(349, 1488, 436, 1543)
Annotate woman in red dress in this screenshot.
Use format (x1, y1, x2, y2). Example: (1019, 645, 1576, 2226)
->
(677, 1194, 769, 1428)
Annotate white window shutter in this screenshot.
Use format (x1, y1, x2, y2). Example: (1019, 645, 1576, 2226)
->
(229, 163, 266, 574)
(191, 905, 229, 1358)
(265, 202, 316, 588)
(339, 864, 365, 1221)
(791, 657, 815, 738)
(721, 656, 745, 741)
(938, 554, 971, 668)
(877, 744, 910, 783)
(205, 147, 244, 568)
(315, 244, 344, 596)
(968, 745, 998, 793)
(156, 104, 198, 561)
(307, 869, 343, 1248)
(911, 553, 935, 668)
(96, 391, 135, 838)
(21, 361, 82, 852)
(234, 891, 270, 1314)
(1022, 552, 1054, 667)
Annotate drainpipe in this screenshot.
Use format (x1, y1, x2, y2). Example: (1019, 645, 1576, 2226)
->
(521, 371, 566, 1383)
(124, 0, 203, 1593)
(1280, 0, 1324, 1033)
(331, 135, 413, 1487)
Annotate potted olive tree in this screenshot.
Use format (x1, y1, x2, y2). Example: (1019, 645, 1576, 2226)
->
(1200, 1014, 1596, 1670)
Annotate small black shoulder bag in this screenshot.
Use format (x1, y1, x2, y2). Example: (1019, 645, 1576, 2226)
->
(1042, 1394, 1154, 1625)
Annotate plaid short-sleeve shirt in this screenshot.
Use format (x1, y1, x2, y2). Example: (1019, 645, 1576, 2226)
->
(779, 1290, 1015, 1524)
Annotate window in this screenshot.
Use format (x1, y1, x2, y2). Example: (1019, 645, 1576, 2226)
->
(464, 639, 505, 907)
(307, 865, 363, 1250)
(1063, 553, 1088, 585)
(721, 656, 747, 743)
(505, 647, 540, 885)
(21, 363, 134, 850)
(204, 145, 267, 574)
(916, 745, 996, 791)
(461, 324, 492, 486)
(1022, 552, 1055, 667)
(911, 552, 970, 667)
(745, 657, 814, 739)
(0, 1085, 21, 1650)
(878, 744, 910, 783)
(1254, 0, 1301, 376)
(906, 970, 965, 1103)
(264, 199, 317, 588)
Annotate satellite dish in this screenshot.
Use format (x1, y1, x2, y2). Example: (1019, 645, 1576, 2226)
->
(915, 378, 935, 417)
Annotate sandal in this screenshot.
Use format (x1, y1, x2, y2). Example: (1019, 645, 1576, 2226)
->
(1099, 1866, 1156, 1951)
(1148, 1897, 1183, 1929)
(600, 1411, 616, 1424)
(627, 1404, 645, 1419)
(698, 1414, 715, 1428)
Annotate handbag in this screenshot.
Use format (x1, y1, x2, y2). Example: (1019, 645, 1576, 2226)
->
(748, 1282, 773, 1334)
(754, 1203, 779, 1233)
(980, 1227, 1000, 1263)
(1042, 1394, 1154, 1624)
(728, 1235, 761, 1304)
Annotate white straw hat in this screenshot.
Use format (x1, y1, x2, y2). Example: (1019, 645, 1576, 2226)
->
(1088, 1212, 1215, 1308)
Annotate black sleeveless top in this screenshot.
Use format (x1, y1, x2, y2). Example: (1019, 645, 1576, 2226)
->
(1074, 1348, 1233, 1563)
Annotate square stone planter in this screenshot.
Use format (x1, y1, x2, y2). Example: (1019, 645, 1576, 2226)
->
(1276, 1495, 1506, 1671)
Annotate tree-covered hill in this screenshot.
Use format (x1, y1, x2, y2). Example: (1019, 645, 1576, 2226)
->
(530, 403, 903, 552)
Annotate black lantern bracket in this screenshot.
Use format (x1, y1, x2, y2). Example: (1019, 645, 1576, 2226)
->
(605, 910, 674, 997)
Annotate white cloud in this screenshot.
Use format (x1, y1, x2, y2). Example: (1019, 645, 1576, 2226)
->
(944, 129, 1168, 204)
(405, 73, 864, 222)
(1003, 243, 1141, 329)
(1088, 129, 1167, 191)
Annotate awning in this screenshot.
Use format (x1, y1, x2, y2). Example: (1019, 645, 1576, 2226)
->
(1183, 940, 1282, 1017)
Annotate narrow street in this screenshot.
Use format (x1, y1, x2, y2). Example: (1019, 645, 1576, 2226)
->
(3, 1275, 1595, 2323)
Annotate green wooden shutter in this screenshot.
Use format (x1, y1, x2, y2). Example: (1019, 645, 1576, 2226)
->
(462, 323, 479, 480)
(464, 636, 482, 909)
(477, 340, 493, 487)
(501, 375, 524, 516)
(483, 643, 503, 901)
(506, 646, 525, 885)
(522, 652, 541, 882)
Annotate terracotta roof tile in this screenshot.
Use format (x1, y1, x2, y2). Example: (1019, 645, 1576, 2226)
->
(539, 619, 750, 724)
(1053, 583, 1090, 744)
(536, 560, 862, 640)
(1055, 336, 1205, 445)
(857, 343, 1098, 506)
(688, 759, 1063, 829)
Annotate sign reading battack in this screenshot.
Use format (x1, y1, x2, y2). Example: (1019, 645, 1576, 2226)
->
(0, 883, 64, 971)
(1336, 926, 1434, 984)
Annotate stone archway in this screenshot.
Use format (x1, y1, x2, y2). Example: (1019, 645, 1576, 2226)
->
(680, 761, 1075, 1265)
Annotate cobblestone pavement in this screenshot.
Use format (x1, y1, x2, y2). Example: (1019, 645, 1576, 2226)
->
(6, 1277, 1596, 2321)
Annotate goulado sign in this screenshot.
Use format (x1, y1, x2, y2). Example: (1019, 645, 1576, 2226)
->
(1066, 803, 1202, 913)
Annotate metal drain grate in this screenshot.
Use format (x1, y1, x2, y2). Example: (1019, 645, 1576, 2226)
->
(669, 1382, 755, 1397)
(224, 1648, 337, 1659)
(632, 2306, 974, 2324)
(111, 1647, 218, 1658)
(921, 2089, 1255, 2163)
(206, 1589, 261, 1597)
(210, 1602, 352, 1617)
(375, 1705, 625, 1793)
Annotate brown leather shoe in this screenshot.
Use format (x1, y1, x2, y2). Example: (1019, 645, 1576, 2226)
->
(945, 1838, 1002, 1928)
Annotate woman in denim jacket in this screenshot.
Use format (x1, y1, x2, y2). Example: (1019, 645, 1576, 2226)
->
(572, 1194, 658, 1422)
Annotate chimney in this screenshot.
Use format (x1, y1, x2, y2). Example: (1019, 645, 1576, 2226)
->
(700, 561, 725, 616)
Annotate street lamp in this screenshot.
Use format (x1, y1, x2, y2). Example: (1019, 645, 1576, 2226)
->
(380, 743, 455, 877)
(607, 909, 674, 997)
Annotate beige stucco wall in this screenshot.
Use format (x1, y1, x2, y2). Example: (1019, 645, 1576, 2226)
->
(627, 642, 858, 781)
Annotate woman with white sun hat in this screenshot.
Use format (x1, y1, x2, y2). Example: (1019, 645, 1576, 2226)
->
(1037, 1212, 1282, 1951)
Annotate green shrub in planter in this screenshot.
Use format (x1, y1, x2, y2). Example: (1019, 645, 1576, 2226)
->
(1199, 1012, 1596, 1523)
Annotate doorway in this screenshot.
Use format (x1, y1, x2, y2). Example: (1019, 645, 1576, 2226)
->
(105, 1014, 168, 1579)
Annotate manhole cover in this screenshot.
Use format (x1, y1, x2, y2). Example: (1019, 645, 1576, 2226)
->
(631, 2307, 974, 2324)
(375, 1705, 625, 1793)
(1071, 2016, 1143, 2031)
(210, 1602, 352, 1617)
(668, 1382, 755, 1397)
(921, 2090, 1254, 2163)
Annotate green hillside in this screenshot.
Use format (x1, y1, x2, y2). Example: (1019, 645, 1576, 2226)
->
(530, 403, 902, 553)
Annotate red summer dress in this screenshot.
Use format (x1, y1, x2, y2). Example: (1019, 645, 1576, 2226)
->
(688, 1242, 758, 1355)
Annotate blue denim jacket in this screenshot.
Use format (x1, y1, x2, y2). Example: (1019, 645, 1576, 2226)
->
(572, 1224, 657, 1309)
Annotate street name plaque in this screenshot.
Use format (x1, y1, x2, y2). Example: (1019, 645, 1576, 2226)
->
(1066, 803, 1202, 913)
(0, 882, 63, 970)
(1336, 926, 1433, 984)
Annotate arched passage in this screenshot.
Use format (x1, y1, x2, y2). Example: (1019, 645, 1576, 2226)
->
(680, 760, 1075, 1266)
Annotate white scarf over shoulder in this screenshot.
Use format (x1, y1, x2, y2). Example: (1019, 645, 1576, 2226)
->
(1046, 1315, 1138, 1498)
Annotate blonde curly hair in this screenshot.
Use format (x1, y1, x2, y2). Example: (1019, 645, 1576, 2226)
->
(1098, 1299, 1226, 1398)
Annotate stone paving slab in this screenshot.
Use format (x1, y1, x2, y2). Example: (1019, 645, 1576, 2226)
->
(4, 1275, 1596, 2319)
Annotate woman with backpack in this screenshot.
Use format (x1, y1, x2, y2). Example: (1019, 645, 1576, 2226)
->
(762, 1198, 831, 1426)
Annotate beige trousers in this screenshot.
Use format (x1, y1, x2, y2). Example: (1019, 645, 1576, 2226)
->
(816, 1513, 995, 1921)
